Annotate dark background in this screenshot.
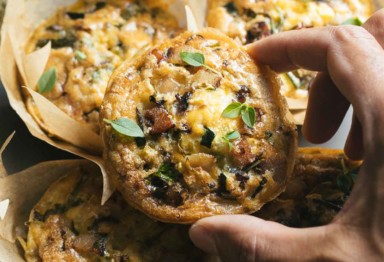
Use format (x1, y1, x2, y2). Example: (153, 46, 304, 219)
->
(0, 82, 351, 175)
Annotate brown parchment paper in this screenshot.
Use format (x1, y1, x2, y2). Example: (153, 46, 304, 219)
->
(0, 158, 98, 261)
(0, 0, 115, 203)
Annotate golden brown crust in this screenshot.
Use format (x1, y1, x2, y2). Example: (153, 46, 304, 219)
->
(101, 28, 297, 223)
(255, 147, 362, 227)
(24, 0, 180, 133)
(207, 0, 374, 98)
(24, 164, 208, 261)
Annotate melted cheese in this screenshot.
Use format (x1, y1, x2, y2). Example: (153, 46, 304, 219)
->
(26, 0, 180, 132)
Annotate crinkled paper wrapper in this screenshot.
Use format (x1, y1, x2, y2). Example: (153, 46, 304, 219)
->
(0, 0, 206, 206)
(0, 135, 101, 261)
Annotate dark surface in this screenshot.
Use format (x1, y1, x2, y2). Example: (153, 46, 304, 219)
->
(0, 82, 77, 174)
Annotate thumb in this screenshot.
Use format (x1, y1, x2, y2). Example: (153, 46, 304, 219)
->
(189, 215, 338, 261)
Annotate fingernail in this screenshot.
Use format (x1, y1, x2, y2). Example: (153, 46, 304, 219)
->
(189, 224, 218, 254)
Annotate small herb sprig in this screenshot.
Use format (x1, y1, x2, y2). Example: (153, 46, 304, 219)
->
(222, 102, 256, 128)
(180, 52, 221, 75)
(104, 118, 144, 138)
(222, 131, 240, 150)
(38, 67, 57, 93)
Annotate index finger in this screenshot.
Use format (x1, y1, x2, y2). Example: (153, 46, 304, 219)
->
(247, 26, 384, 129)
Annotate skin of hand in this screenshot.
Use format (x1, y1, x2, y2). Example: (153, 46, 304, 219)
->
(189, 9, 384, 261)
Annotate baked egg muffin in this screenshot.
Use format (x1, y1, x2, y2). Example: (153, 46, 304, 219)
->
(23, 164, 208, 261)
(26, 0, 181, 132)
(207, 0, 373, 98)
(255, 148, 361, 227)
(100, 28, 297, 223)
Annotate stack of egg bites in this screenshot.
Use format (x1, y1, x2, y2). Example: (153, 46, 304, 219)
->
(23, 0, 370, 261)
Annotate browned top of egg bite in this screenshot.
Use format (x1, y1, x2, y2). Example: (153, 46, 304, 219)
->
(100, 28, 297, 223)
(255, 148, 362, 227)
(24, 164, 208, 261)
(25, 0, 181, 132)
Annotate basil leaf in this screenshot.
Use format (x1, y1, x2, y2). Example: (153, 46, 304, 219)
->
(222, 102, 243, 118)
(180, 51, 205, 67)
(241, 106, 256, 128)
(104, 118, 144, 138)
(223, 131, 240, 150)
(342, 17, 363, 26)
(201, 127, 216, 148)
(225, 131, 240, 140)
(38, 67, 57, 93)
(75, 50, 87, 61)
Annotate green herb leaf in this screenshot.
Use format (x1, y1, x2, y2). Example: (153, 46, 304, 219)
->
(38, 67, 57, 93)
(75, 50, 87, 61)
(201, 127, 216, 148)
(180, 51, 205, 67)
(225, 131, 240, 140)
(104, 118, 144, 138)
(180, 51, 221, 75)
(223, 131, 240, 150)
(342, 17, 363, 26)
(241, 106, 256, 128)
(221, 102, 243, 118)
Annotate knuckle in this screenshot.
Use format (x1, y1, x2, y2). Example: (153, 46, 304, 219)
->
(364, 10, 384, 44)
(328, 25, 374, 44)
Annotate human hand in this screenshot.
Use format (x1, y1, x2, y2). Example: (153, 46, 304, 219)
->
(189, 9, 384, 261)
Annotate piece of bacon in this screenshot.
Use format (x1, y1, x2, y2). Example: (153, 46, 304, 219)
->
(231, 139, 257, 168)
(145, 108, 174, 135)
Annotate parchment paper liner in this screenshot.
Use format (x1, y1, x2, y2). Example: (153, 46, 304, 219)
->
(0, 0, 206, 204)
(0, 157, 102, 261)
